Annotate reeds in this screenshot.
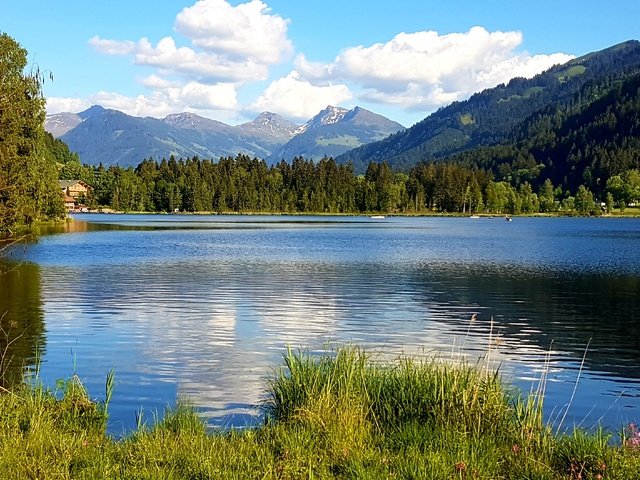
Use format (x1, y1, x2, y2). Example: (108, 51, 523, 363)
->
(1, 345, 639, 479)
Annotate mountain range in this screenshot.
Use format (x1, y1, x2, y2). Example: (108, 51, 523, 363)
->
(46, 40, 640, 177)
(46, 105, 404, 168)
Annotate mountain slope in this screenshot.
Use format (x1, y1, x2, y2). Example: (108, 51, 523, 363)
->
(162, 112, 235, 133)
(449, 69, 640, 196)
(239, 112, 299, 142)
(267, 106, 404, 164)
(336, 40, 640, 172)
(44, 112, 82, 137)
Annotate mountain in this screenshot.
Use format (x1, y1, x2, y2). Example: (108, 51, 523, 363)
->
(267, 106, 405, 164)
(239, 112, 299, 142)
(449, 68, 640, 197)
(336, 40, 640, 172)
(295, 105, 350, 134)
(44, 105, 112, 137)
(162, 112, 234, 133)
(51, 107, 299, 167)
(44, 112, 82, 137)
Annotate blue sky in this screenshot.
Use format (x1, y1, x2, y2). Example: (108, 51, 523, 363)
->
(3, 0, 639, 126)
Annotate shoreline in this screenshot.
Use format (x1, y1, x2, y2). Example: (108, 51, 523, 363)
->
(66, 209, 640, 218)
(1, 347, 638, 478)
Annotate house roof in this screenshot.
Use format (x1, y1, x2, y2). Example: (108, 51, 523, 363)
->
(59, 179, 92, 189)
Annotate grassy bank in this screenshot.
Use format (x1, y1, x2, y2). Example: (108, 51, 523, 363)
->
(1, 347, 639, 479)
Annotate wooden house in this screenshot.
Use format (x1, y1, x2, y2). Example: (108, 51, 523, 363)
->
(63, 195, 76, 211)
(60, 180, 92, 199)
(60, 180, 93, 211)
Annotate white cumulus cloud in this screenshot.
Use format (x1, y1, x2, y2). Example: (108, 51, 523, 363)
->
(90, 81, 238, 118)
(141, 74, 175, 90)
(132, 36, 268, 82)
(166, 82, 238, 110)
(86, 13, 575, 122)
(90, 35, 268, 83)
(175, 0, 292, 64)
(45, 97, 92, 115)
(296, 26, 574, 111)
(90, 91, 175, 118)
(86, 0, 292, 118)
(88, 36, 137, 55)
(252, 71, 352, 120)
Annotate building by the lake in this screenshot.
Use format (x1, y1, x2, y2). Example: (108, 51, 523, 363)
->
(59, 180, 92, 211)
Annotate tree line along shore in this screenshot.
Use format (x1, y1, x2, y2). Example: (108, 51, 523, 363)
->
(59, 154, 640, 217)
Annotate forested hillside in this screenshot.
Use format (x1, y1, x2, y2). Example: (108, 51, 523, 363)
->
(449, 71, 640, 198)
(61, 152, 595, 216)
(336, 40, 640, 172)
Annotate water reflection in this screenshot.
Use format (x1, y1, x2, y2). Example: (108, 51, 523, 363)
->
(410, 267, 640, 377)
(7, 215, 640, 433)
(0, 260, 45, 387)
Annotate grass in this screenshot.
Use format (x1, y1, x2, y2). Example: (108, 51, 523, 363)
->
(1, 346, 639, 479)
(497, 65, 592, 102)
(556, 65, 587, 82)
(315, 135, 363, 147)
(498, 87, 546, 104)
(459, 113, 475, 125)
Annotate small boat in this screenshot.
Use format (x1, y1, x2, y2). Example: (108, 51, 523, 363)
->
(469, 215, 480, 219)
(370, 215, 385, 219)
(505, 216, 512, 222)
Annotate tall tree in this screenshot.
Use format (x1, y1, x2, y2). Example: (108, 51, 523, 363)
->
(575, 185, 596, 214)
(0, 33, 63, 233)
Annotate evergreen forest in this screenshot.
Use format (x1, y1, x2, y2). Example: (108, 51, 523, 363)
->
(58, 152, 638, 216)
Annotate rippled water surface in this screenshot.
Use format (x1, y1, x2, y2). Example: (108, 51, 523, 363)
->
(2, 214, 640, 434)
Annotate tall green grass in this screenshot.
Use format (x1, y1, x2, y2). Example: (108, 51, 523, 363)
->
(265, 346, 516, 436)
(1, 346, 639, 479)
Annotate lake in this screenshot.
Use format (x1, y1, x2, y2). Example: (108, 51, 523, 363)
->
(1, 214, 639, 435)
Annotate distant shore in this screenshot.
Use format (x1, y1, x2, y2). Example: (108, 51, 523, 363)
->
(66, 207, 640, 218)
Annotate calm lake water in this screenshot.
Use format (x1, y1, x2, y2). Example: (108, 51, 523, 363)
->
(1, 214, 639, 434)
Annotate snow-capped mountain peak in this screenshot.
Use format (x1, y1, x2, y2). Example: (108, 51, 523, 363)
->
(295, 105, 349, 135)
(240, 112, 299, 139)
(162, 112, 233, 133)
(250, 112, 282, 126)
(44, 112, 83, 138)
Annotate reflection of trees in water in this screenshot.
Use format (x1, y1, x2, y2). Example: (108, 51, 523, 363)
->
(411, 265, 640, 379)
(0, 261, 44, 388)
